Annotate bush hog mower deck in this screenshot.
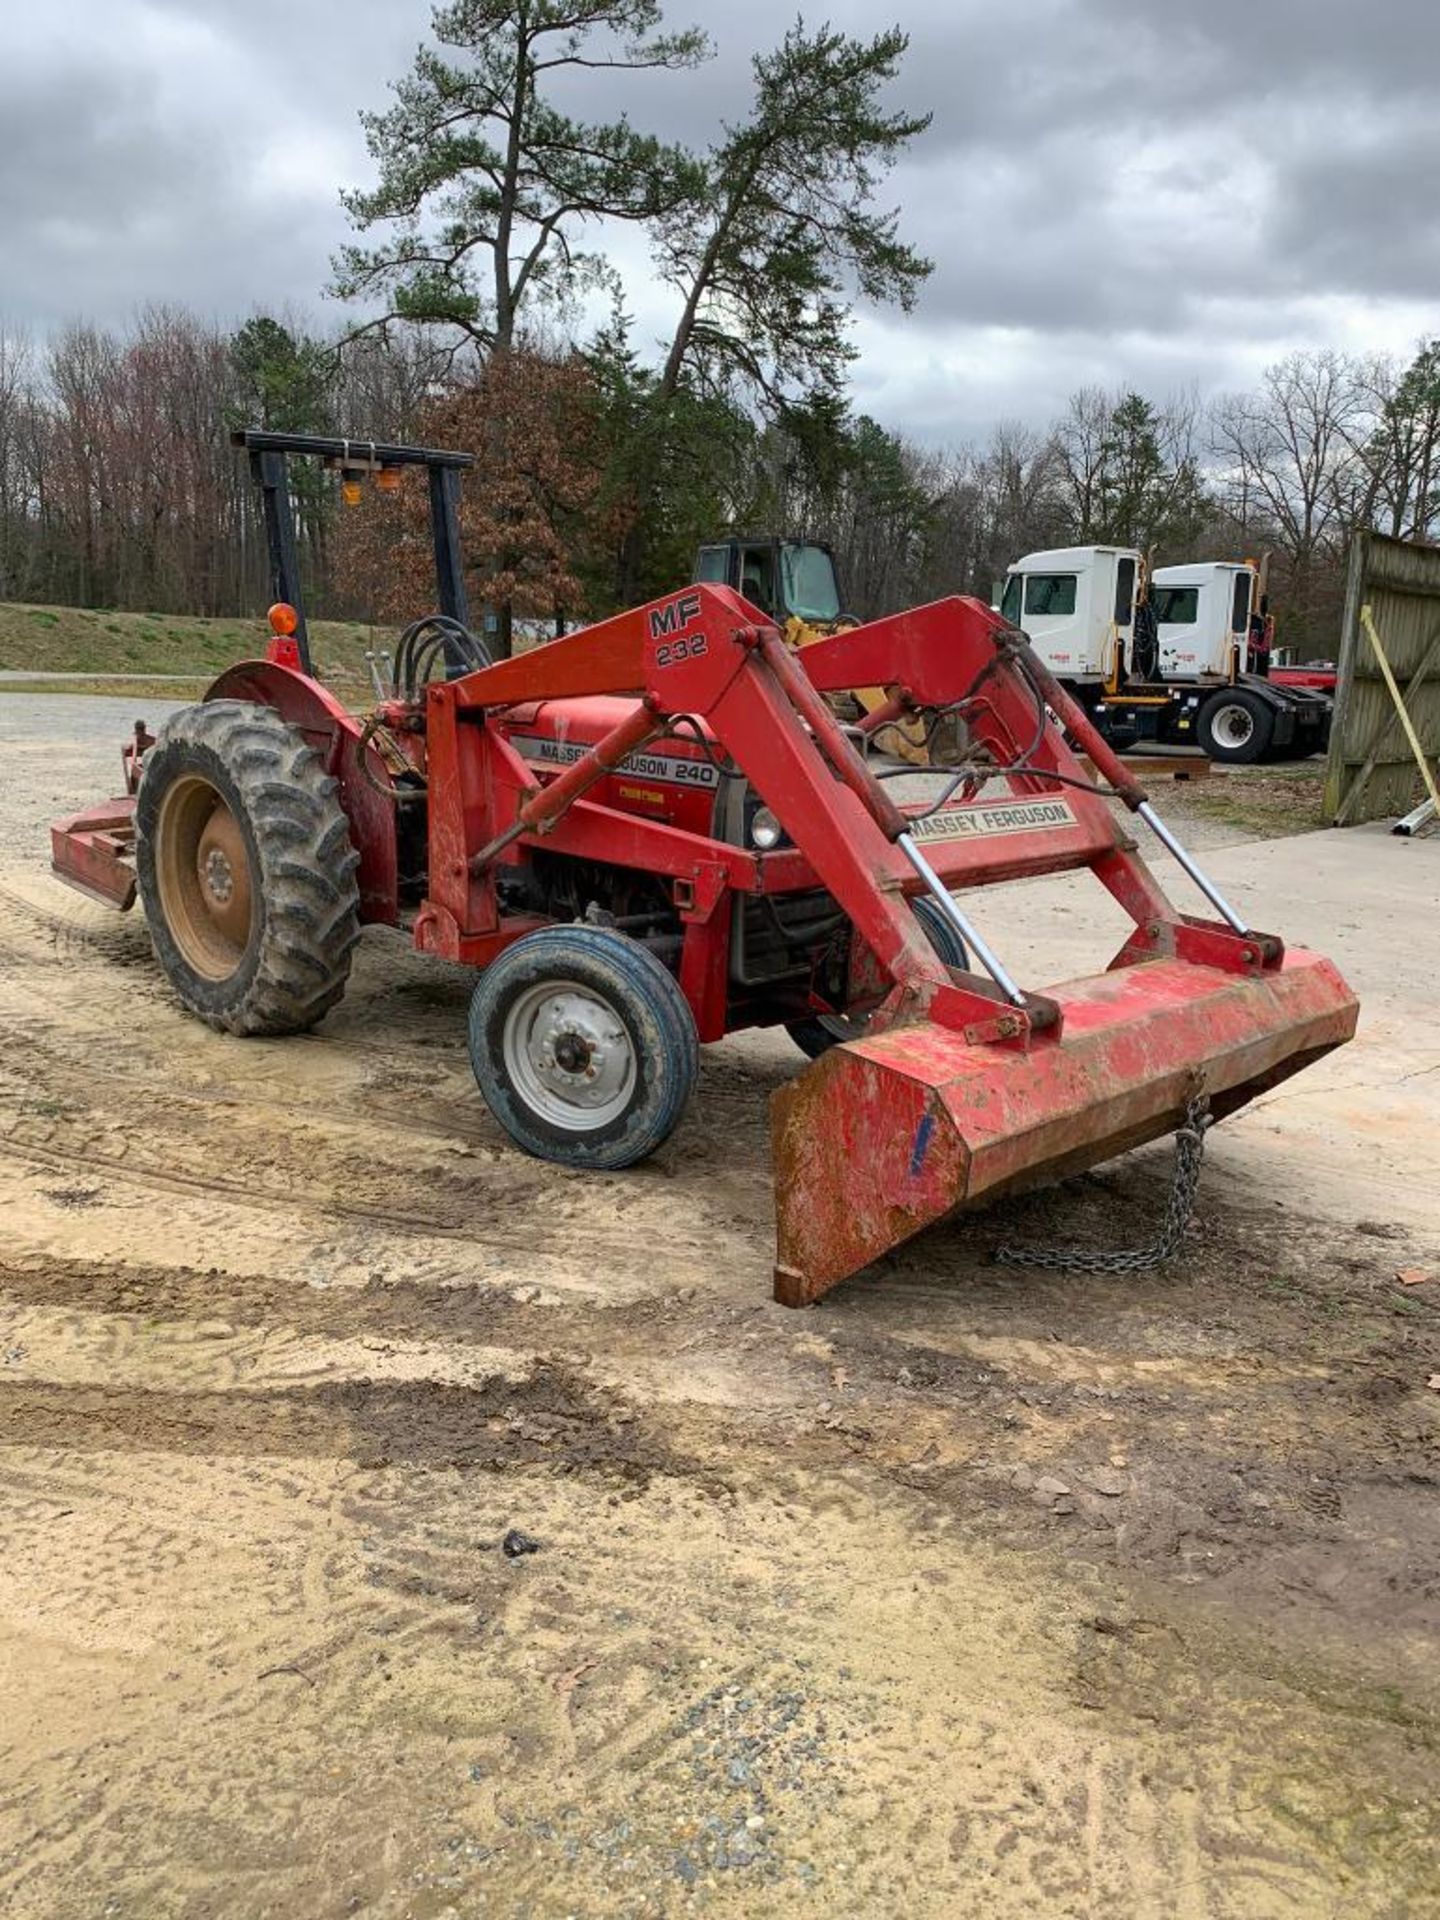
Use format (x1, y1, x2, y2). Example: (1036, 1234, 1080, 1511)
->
(51, 430, 1359, 1305)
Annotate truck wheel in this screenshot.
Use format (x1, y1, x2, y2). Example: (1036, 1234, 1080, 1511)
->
(469, 926, 699, 1169)
(1198, 690, 1273, 764)
(787, 896, 969, 1060)
(135, 701, 360, 1035)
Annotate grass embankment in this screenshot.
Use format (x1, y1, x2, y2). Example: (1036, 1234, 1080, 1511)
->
(0, 601, 390, 694)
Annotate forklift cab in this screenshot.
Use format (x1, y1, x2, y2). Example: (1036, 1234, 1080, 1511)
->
(694, 538, 844, 629)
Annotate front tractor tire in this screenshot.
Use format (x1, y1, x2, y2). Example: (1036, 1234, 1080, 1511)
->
(136, 701, 360, 1035)
(787, 894, 971, 1061)
(468, 926, 699, 1171)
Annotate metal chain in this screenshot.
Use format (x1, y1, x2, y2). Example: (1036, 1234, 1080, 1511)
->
(993, 1093, 1211, 1275)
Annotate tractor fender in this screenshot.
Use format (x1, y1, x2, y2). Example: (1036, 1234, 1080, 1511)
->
(203, 660, 399, 925)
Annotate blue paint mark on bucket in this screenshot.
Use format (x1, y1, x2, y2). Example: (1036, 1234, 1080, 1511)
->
(908, 1112, 935, 1179)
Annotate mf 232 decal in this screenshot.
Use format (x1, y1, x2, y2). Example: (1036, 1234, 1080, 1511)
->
(648, 590, 708, 668)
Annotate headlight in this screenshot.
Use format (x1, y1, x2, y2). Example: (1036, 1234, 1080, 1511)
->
(750, 806, 783, 850)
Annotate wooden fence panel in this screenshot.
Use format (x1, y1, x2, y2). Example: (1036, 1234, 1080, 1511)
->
(1323, 531, 1440, 825)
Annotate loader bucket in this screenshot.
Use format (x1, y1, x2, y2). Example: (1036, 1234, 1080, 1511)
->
(771, 948, 1358, 1306)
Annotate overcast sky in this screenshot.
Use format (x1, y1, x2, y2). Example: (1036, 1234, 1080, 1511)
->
(3, 0, 1436, 445)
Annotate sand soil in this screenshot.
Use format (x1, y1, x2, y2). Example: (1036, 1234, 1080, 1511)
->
(1, 695, 1437, 1918)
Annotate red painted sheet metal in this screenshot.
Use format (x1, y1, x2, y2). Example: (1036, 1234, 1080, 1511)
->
(492, 696, 725, 842)
(895, 793, 1120, 889)
(49, 796, 138, 910)
(771, 949, 1358, 1306)
(206, 660, 401, 925)
(1271, 668, 1337, 691)
(497, 701, 1119, 894)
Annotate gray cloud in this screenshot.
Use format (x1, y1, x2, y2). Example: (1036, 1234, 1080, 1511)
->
(0, 0, 1435, 444)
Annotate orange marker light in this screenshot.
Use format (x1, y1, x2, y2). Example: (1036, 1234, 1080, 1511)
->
(341, 475, 363, 506)
(375, 466, 402, 493)
(268, 602, 300, 637)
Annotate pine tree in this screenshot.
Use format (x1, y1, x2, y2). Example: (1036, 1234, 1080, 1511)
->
(333, 1, 708, 353)
(651, 21, 931, 408)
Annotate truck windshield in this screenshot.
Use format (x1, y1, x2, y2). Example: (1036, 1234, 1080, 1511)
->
(1000, 574, 1022, 623)
(1152, 586, 1199, 625)
(695, 545, 730, 585)
(1023, 574, 1077, 617)
(780, 544, 841, 623)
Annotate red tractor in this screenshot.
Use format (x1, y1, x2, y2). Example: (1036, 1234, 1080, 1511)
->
(51, 431, 1358, 1304)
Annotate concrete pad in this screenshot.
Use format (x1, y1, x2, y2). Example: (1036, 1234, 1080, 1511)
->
(969, 822, 1440, 1238)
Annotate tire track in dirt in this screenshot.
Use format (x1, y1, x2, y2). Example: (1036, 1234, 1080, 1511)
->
(0, 998, 779, 1297)
(0, 981, 788, 1148)
(0, 1438, 399, 1918)
(0, 1132, 731, 1284)
(0, 1363, 679, 1475)
(0, 1246, 1364, 1460)
(0, 1254, 753, 1365)
(0, 959, 777, 1166)
(0, 963, 758, 1279)
(5, 1401, 1436, 1920)
(2, 1262, 1437, 1920)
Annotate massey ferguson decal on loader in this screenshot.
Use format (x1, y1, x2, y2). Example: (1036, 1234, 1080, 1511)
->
(50, 429, 1358, 1306)
(907, 798, 1076, 845)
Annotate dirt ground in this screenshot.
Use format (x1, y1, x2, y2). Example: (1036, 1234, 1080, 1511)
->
(2, 695, 1438, 1920)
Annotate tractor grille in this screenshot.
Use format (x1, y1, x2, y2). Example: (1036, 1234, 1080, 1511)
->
(733, 889, 847, 987)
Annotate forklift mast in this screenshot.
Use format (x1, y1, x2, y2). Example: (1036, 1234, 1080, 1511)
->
(231, 429, 475, 676)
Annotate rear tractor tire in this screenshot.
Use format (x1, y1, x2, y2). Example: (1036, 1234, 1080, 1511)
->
(1198, 689, 1273, 765)
(787, 894, 970, 1061)
(468, 925, 699, 1170)
(135, 700, 360, 1035)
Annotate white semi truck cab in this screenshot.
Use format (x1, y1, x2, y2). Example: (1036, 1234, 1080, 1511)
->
(1151, 560, 1258, 679)
(997, 545, 1138, 679)
(1000, 546, 1330, 764)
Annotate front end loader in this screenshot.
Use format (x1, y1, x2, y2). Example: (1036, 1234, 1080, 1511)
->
(51, 429, 1358, 1305)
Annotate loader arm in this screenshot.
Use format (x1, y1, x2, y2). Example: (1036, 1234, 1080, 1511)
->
(439, 584, 1116, 1040)
(445, 584, 971, 1013)
(441, 584, 1242, 1039)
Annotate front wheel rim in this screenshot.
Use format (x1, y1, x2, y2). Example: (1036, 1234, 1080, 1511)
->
(502, 980, 637, 1130)
(1213, 704, 1254, 748)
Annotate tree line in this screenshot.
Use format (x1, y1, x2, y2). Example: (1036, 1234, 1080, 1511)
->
(0, 0, 1436, 656)
(0, 312, 442, 620)
(2, 308, 1434, 654)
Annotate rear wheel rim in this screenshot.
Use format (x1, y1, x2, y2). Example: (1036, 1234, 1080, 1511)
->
(1213, 704, 1254, 749)
(502, 980, 637, 1130)
(154, 774, 256, 980)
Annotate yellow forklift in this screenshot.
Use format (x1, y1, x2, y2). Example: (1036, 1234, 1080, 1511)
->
(691, 536, 936, 761)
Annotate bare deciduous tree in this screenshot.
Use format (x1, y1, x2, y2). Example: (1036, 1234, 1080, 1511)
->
(1210, 350, 1373, 644)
